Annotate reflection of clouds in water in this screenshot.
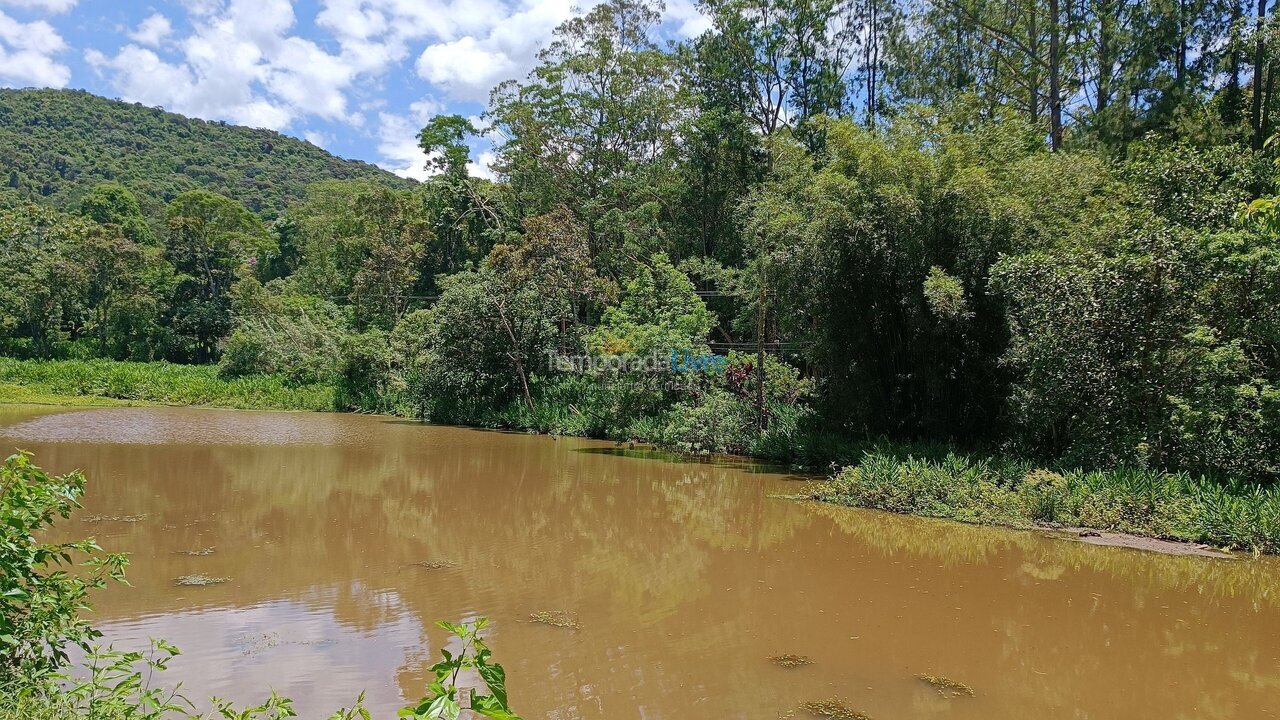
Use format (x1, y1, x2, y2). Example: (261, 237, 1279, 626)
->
(86, 588, 426, 717)
(0, 408, 374, 446)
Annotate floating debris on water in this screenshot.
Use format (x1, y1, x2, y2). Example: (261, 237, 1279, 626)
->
(917, 674, 975, 697)
(405, 560, 458, 570)
(797, 698, 871, 719)
(527, 610, 581, 629)
(768, 653, 814, 668)
(232, 632, 337, 656)
(174, 574, 229, 586)
(175, 547, 215, 556)
(81, 514, 147, 523)
(234, 632, 281, 656)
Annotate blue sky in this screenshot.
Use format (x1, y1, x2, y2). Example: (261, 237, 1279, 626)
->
(0, 0, 711, 179)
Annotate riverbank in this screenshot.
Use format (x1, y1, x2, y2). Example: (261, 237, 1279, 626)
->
(0, 358, 333, 411)
(5, 357, 1277, 554)
(814, 451, 1280, 554)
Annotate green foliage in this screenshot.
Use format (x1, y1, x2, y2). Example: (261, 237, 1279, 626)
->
(0, 202, 174, 361)
(417, 116, 478, 177)
(819, 452, 1280, 552)
(992, 143, 1280, 479)
(78, 183, 156, 245)
(0, 89, 410, 216)
(0, 453, 127, 683)
(400, 618, 522, 720)
(590, 253, 715, 357)
(218, 279, 349, 385)
(164, 191, 272, 362)
(0, 358, 333, 411)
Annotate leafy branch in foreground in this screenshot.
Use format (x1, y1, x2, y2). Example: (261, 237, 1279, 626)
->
(400, 618, 521, 720)
(0, 451, 128, 683)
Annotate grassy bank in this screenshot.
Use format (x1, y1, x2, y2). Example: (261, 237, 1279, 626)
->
(815, 451, 1280, 554)
(6, 358, 1277, 554)
(0, 358, 333, 411)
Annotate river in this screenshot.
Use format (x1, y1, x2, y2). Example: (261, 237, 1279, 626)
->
(2, 405, 1278, 719)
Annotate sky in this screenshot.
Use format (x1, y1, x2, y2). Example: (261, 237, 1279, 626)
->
(0, 0, 712, 180)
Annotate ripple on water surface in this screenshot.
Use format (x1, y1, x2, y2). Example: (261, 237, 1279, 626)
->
(0, 407, 376, 446)
(3, 406, 1280, 720)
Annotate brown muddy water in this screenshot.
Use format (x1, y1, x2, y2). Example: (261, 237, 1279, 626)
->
(3, 405, 1279, 719)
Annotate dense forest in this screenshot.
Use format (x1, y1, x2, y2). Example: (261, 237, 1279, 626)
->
(2, 0, 1279, 484)
(0, 88, 411, 216)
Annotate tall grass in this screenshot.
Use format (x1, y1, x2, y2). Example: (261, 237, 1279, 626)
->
(0, 358, 333, 412)
(817, 451, 1280, 553)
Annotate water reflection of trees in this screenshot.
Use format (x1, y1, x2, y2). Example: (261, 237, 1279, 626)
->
(804, 501, 1280, 610)
(7, 409, 1280, 719)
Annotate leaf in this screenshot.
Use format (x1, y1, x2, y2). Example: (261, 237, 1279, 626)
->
(476, 661, 509, 708)
(471, 695, 523, 720)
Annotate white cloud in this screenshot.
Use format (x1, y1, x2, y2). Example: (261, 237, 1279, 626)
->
(71, 0, 713, 174)
(414, 0, 587, 102)
(0, 0, 76, 13)
(467, 150, 498, 181)
(416, 36, 516, 102)
(304, 129, 334, 147)
(0, 10, 69, 87)
(129, 13, 172, 47)
(87, 0, 376, 131)
(665, 0, 712, 38)
(376, 110, 434, 180)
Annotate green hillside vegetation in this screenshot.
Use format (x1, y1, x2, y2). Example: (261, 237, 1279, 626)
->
(0, 88, 412, 217)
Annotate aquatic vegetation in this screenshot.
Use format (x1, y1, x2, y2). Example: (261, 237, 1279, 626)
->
(80, 513, 147, 523)
(917, 674, 975, 697)
(768, 653, 813, 668)
(406, 559, 457, 570)
(234, 632, 282, 656)
(527, 610, 581, 629)
(173, 574, 229, 586)
(797, 698, 871, 720)
(175, 547, 215, 556)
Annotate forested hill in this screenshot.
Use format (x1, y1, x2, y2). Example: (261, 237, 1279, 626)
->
(0, 88, 412, 217)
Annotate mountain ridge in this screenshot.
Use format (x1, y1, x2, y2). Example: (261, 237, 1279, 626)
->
(0, 88, 414, 217)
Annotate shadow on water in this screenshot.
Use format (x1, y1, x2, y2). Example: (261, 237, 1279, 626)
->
(573, 445, 810, 478)
(378, 415, 815, 477)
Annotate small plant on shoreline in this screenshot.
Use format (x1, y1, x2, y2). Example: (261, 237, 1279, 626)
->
(0, 452, 128, 683)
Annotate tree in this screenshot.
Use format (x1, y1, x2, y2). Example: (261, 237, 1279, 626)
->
(418, 115, 478, 177)
(487, 0, 688, 270)
(164, 190, 269, 362)
(77, 183, 156, 245)
(693, 0, 862, 151)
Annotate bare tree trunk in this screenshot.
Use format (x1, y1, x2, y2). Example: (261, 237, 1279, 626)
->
(756, 270, 767, 433)
(495, 301, 535, 411)
(1253, 0, 1268, 149)
(1049, 0, 1063, 150)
